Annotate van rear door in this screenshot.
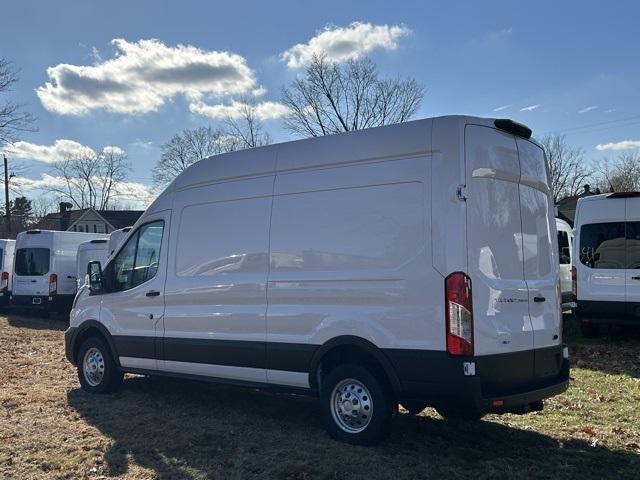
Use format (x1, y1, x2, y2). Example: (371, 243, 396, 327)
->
(516, 138, 561, 349)
(464, 124, 534, 356)
(13, 247, 51, 296)
(626, 197, 640, 319)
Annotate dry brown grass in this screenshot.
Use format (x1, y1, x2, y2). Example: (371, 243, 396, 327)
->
(1, 312, 639, 479)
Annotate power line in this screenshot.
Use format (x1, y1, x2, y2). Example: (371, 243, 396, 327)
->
(540, 114, 640, 136)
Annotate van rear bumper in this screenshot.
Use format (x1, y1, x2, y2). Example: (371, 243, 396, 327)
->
(0, 291, 10, 306)
(11, 294, 75, 313)
(387, 345, 570, 414)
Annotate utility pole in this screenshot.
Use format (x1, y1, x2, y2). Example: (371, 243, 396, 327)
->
(3, 154, 10, 236)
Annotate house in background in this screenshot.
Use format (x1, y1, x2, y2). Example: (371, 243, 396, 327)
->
(31, 202, 144, 234)
(556, 184, 599, 227)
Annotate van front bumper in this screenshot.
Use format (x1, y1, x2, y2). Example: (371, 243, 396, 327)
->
(11, 294, 75, 313)
(387, 345, 570, 414)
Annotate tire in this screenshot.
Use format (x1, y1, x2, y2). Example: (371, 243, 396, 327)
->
(77, 337, 123, 393)
(321, 364, 393, 445)
(580, 321, 601, 338)
(401, 401, 429, 415)
(436, 405, 484, 421)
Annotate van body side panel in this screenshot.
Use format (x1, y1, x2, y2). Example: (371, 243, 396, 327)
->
(267, 153, 436, 369)
(516, 137, 561, 349)
(159, 177, 272, 382)
(464, 125, 534, 356)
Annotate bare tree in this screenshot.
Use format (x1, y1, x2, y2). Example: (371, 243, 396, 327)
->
(46, 147, 131, 210)
(540, 134, 593, 203)
(281, 54, 424, 137)
(595, 152, 640, 193)
(152, 126, 237, 187)
(223, 101, 271, 149)
(0, 58, 36, 147)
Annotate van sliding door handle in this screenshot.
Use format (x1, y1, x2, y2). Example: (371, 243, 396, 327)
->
(632, 276, 640, 280)
(145, 290, 160, 297)
(533, 296, 546, 303)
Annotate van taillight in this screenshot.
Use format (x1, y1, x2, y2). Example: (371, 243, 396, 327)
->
(49, 273, 57, 296)
(571, 266, 577, 301)
(1, 272, 8, 292)
(445, 272, 474, 356)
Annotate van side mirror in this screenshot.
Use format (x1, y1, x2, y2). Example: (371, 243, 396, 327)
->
(87, 261, 103, 293)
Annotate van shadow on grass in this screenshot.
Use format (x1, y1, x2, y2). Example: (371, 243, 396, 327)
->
(5, 311, 68, 331)
(67, 375, 640, 480)
(564, 316, 640, 378)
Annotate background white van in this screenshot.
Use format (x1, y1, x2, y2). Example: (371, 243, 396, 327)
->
(573, 192, 640, 336)
(12, 230, 109, 313)
(107, 227, 132, 257)
(66, 116, 569, 445)
(556, 218, 574, 310)
(0, 239, 15, 306)
(76, 239, 110, 290)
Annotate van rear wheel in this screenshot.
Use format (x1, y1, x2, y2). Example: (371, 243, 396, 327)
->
(321, 364, 393, 445)
(77, 337, 123, 393)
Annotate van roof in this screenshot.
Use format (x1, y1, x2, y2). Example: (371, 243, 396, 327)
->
(168, 115, 532, 193)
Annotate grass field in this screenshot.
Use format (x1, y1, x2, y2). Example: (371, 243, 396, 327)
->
(1, 313, 639, 479)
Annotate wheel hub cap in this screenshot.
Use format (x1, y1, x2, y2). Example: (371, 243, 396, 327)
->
(330, 378, 373, 433)
(82, 347, 105, 387)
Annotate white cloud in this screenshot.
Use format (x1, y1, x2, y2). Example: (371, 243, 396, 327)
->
(605, 108, 616, 113)
(7, 139, 96, 163)
(189, 98, 289, 120)
(14, 174, 156, 209)
(37, 38, 260, 115)
(281, 22, 411, 68)
(520, 104, 540, 112)
(493, 104, 511, 112)
(578, 105, 599, 114)
(596, 140, 640, 151)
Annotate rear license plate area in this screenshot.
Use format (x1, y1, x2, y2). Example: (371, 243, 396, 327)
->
(32, 297, 42, 305)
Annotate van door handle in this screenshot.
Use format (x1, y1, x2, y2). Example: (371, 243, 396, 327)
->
(632, 276, 640, 280)
(145, 290, 160, 297)
(533, 296, 546, 303)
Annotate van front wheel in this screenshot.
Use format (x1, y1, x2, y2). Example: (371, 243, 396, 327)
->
(321, 364, 393, 445)
(77, 337, 123, 393)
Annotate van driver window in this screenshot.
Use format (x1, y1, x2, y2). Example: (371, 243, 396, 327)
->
(111, 220, 164, 291)
(579, 222, 626, 269)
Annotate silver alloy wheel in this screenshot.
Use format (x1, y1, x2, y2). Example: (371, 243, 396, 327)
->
(330, 378, 373, 433)
(82, 347, 105, 387)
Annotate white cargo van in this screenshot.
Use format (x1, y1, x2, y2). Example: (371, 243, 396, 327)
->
(556, 218, 574, 310)
(573, 192, 640, 337)
(12, 230, 108, 313)
(0, 239, 16, 306)
(76, 239, 110, 289)
(107, 227, 132, 256)
(65, 116, 569, 445)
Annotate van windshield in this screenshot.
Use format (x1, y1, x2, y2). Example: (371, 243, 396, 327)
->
(15, 248, 50, 276)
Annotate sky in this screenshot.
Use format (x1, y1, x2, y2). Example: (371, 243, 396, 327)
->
(2, 0, 640, 209)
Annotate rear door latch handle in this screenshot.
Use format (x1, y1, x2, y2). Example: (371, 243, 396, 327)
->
(533, 296, 546, 303)
(146, 290, 160, 297)
(632, 276, 640, 280)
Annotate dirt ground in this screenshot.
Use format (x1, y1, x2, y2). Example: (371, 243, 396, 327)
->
(1, 312, 639, 480)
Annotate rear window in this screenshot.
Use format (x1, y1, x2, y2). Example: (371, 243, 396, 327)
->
(579, 223, 625, 269)
(15, 248, 50, 276)
(557, 231, 570, 265)
(627, 222, 640, 269)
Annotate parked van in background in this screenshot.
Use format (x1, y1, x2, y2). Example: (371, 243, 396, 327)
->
(0, 239, 15, 306)
(65, 116, 569, 445)
(12, 230, 109, 313)
(76, 239, 109, 289)
(107, 227, 132, 256)
(556, 218, 574, 310)
(573, 192, 640, 337)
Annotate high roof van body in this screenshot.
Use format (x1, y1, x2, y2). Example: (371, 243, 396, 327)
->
(76, 239, 110, 289)
(12, 230, 108, 313)
(65, 116, 569, 444)
(573, 193, 640, 336)
(0, 239, 15, 306)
